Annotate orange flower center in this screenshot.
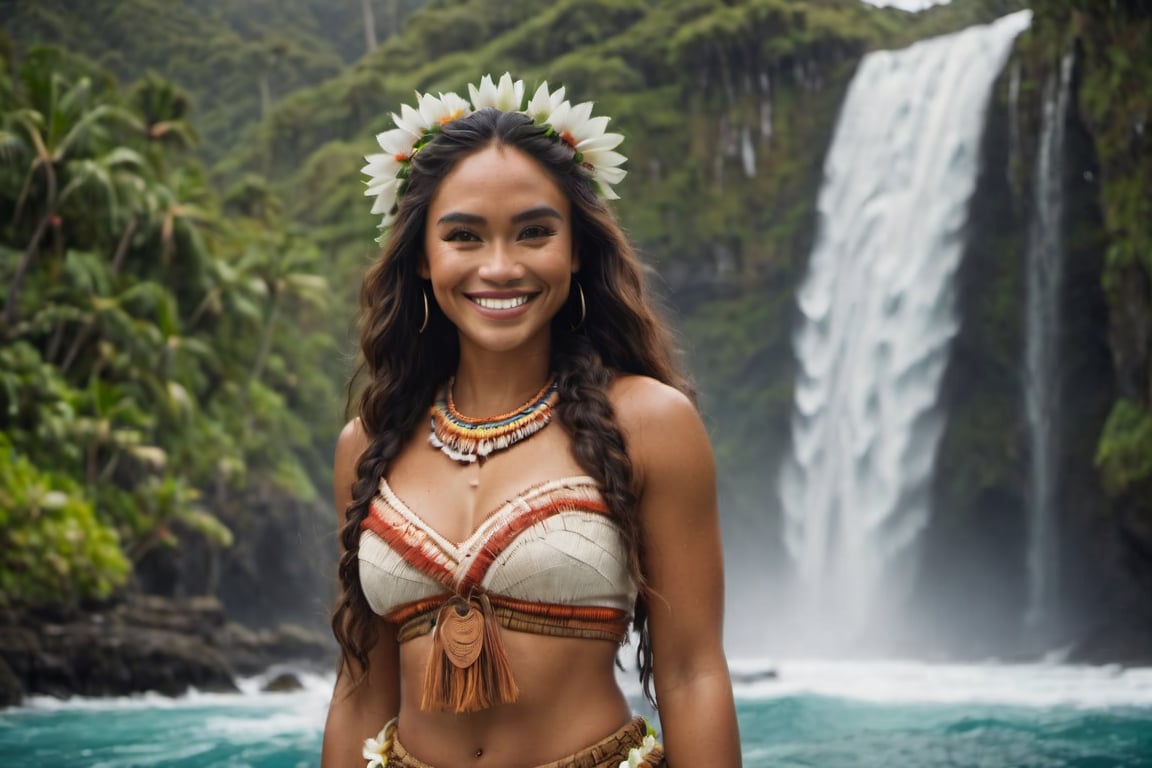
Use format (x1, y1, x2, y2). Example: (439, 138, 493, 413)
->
(560, 131, 577, 149)
(440, 109, 465, 125)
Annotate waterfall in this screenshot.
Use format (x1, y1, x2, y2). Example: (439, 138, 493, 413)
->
(741, 127, 756, 178)
(1023, 49, 1075, 637)
(778, 11, 1032, 652)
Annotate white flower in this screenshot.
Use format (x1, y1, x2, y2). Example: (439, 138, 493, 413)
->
(579, 139, 627, 199)
(361, 152, 402, 226)
(362, 100, 429, 228)
(419, 91, 471, 127)
(362, 88, 473, 230)
(468, 72, 525, 112)
(526, 81, 567, 124)
(391, 100, 431, 141)
(547, 99, 627, 199)
(618, 734, 658, 768)
(362, 721, 395, 768)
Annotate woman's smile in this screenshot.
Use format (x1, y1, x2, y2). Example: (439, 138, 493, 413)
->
(466, 291, 539, 313)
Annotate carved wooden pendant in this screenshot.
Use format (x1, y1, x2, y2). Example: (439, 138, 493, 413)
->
(438, 598, 484, 669)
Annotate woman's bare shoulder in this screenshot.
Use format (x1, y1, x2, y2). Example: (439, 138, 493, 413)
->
(608, 375, 706, 471)
(607, 374, 697, 431)
(607, 374, 714, 504)
(336, 417, 369, 466)
(333, 418, 369, 510)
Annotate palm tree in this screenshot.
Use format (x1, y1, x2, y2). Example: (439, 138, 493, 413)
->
(214, 221, 328, 424)
(247, 235, 329, 395)
(129, 72, 197, 175)
(2, 57, 140, 330)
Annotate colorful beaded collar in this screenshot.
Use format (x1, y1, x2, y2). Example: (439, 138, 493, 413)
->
(429, 377, 560, 464)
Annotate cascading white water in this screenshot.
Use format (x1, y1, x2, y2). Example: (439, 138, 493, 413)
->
(778, 11, 1032, 652)
(1023, 49, 1075, 635)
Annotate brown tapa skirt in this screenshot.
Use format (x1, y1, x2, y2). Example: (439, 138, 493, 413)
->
(380, 716, 665, 768)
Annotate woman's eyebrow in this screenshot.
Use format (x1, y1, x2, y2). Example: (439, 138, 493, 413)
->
(511, 206, 564, 224)
(436, 211, 485, 226)
(436, 206, 563, 226)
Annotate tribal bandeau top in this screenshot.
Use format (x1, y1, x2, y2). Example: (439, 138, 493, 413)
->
(358, 475, 636, 643)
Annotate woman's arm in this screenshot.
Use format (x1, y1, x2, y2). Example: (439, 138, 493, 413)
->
(321, 419, 401, 768)
(614, 377, 742, 767)
(321, 640, 399, 768)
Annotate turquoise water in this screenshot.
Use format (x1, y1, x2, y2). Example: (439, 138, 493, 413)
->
(2, 662, 1152, 767)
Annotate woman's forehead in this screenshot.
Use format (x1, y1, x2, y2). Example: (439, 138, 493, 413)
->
(427, 144, 570, 221)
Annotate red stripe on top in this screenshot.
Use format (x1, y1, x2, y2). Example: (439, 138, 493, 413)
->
(461, 495, 610, 587)
(362, 479, 615, 596)
(361, 496, 457, 590)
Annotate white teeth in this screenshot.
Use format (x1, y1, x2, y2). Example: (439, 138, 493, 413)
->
(473, 295, 530, 310)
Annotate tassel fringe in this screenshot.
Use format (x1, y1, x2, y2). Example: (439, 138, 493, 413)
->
(421, 594, 520, 713)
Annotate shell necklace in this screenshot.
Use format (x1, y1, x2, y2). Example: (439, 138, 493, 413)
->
(429, 376, 559, 464)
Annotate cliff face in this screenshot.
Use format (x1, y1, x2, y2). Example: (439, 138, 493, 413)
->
(912, 70, 1031, 655)
(1050, 0, 1152, 659)
(914, 0, 1152, 660)
(1021, 0, 1152, 661)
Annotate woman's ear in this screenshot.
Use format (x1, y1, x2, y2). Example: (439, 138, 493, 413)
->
(418, 254, 430, 279)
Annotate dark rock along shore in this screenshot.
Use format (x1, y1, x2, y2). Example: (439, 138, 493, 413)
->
(0, 595, 334, 708)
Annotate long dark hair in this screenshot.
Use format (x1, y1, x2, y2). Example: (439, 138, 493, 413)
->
(333, 107, 691, 705)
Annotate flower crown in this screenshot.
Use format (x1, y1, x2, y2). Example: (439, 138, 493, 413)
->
(362, 73, 627, 235)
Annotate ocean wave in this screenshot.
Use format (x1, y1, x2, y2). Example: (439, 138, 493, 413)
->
(13, 669, 336, 713)
(728, 658, 1152, 708)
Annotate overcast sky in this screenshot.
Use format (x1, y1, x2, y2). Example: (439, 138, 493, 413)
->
(860, 0, 952, 10)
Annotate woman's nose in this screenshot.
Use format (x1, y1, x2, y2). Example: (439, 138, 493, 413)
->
(477, 242, 525, 283)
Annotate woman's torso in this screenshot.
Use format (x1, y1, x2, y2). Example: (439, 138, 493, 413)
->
(363, 422, 635, 766)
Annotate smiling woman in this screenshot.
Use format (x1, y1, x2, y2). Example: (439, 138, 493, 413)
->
(322, 74, 741, 768)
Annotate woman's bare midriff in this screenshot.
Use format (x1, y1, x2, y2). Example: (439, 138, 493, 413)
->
(394, 628, 633, 767)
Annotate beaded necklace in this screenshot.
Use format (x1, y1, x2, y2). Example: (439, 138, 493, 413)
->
(429, 377, 559, 464)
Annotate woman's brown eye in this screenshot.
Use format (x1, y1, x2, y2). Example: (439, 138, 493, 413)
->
(520, 225, 554, 240)
(446, 229, 480, 242)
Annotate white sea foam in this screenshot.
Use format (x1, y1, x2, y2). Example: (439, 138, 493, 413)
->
(729, 658, 1152, 708)
(14, 660, 1152, 719)
(16, 670, 335, 713)
(860, 0, 952, 11)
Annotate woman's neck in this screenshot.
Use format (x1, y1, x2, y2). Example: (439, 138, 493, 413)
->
(450, 346, 553, 417)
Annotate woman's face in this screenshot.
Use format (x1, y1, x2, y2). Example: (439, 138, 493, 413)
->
(420, 143, 577, 359)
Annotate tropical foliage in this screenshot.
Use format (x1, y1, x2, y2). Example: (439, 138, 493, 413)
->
(0, 43, 341, 608)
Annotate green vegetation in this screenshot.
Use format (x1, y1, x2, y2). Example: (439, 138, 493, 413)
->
(0, 434, 129, 606)
(1097, 399, 1152, 496)
(0, 44, 341, 608)
(1, 0, 424, 165)
(1027, 0, 1152, 506)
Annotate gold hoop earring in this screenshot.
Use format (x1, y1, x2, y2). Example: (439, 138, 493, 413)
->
(569, 281, 586, 333)
(418, 289, 429, 334)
